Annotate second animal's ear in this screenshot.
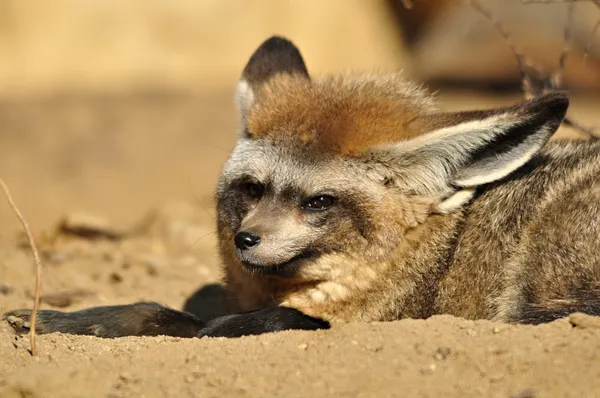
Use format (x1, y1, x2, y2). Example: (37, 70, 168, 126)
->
(236, 36, 309, 129)
(366, 93, 569, 213)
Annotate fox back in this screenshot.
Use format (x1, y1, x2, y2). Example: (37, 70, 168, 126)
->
(215, 36, 600, 325)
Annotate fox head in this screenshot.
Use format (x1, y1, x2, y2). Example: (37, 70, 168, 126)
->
(216, 36, 569, 281)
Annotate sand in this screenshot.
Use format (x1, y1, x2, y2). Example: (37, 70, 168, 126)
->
(1, 91, 599, 398)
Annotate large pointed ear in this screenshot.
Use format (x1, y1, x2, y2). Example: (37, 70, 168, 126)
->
(236, 36, 309, 127)
(367, 93, 569, 213)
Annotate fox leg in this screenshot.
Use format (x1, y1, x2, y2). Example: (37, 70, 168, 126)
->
(4, 302, 204, 338)
(196, 307, 330, 338)
(515, 300, 600, 324)
(4, 303, 329, 338)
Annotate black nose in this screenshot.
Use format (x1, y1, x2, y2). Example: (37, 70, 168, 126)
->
(234, 231, 261, 250)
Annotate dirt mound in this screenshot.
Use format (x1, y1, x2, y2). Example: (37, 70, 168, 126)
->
(0, 202, 599, 398)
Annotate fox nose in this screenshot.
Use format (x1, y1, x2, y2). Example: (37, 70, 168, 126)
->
(234, 231, 261, 250)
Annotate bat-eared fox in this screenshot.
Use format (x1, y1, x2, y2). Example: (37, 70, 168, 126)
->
(5, 36, 600, 338)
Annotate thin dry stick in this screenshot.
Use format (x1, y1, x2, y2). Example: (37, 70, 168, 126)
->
(400, 0, 414, 9)
(521, 0, 600, 10)
(467, 0, 599, 139)
(520, 0, 600, 70)
(521, 0, 592, 3)
(582, 20, 600, 67)
(464, 0, 537, 98)
(552, 0, 574, 89)
(562, 117, 598, 137)
(0, 179, 42, 355)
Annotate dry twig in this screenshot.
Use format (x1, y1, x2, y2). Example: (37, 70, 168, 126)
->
(400, 0, 414, 9)
(521, 0, 600, 15)
(399, 0, 599, 138)
(463, 0, 537, 97)
(465, 0, 599, 139)
(520, 0, 578, 2)
(0, 179, 42, 355)
(582, 20, 600, 67)
(552, 0, 575, 88)
(522, 0, 599, 6)
(561, 117, 598, 137)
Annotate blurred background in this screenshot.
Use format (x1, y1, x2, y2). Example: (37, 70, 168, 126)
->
(1, 0, 599, 237)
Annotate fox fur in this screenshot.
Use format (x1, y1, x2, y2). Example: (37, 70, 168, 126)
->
(217, 36, 600, 325)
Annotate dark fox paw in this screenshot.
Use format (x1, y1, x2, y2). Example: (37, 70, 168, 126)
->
(4, 309, 49, 334)
(197, 307, 330, 338)
(4, 303, 205, 338)
(4, 308, 79, 335)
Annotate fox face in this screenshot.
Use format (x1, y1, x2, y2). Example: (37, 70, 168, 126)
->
(217, 138, 362, 276)
(216, 36, 568, 316)
(217, 74, 436, 281)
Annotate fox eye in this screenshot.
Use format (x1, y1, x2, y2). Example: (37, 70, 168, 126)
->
(245, 182, 264, 199)
(303, 195, 335, 211)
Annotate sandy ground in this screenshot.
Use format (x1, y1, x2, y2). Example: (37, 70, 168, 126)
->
(1, 90, 600, 398)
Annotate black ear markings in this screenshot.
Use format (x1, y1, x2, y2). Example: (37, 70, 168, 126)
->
(448, 93, 569, 189)
(483, 92, 569, 132)
(241, 35, 309, 87)
(513, 92, 569, 130)
(422, 92, 569, 135)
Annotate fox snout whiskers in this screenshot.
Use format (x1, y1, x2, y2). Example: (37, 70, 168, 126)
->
(238, 247, 319, 277)
(232, 225, 311, 274)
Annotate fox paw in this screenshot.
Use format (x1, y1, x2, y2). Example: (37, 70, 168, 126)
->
(3, 309, 65, 335)
(4, 309, 37, 334)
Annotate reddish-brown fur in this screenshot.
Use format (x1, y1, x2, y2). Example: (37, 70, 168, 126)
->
(247, 74, 436, 154)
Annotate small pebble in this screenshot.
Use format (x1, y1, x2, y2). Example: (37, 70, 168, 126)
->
(143, 256, 163, 269)
(196, 266, 210, 276)
(42, 250, 66, 265)
(569, 313, 600, 329)
(512, 388, 536, 398)
(434, 347, 452, 360)
(146, 263, 159, 277)
(298, 343, 308, 350)
(109, 272, 123, 284)
(40, 289, 93, 308)
(0, 283, 13, 295)
(420, 363, 437, 375)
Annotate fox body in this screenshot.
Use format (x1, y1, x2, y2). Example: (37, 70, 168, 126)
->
(5, 36, 600, 338)
(217, 37, 600, 325)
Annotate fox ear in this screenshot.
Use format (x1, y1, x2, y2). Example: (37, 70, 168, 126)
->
(368, 93, 569, 213)
(236, 36, 309, 128)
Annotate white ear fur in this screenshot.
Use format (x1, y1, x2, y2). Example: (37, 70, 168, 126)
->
(390, 111, 529, 188)
(368, 93, 569, 212)
(236, 79, 255, 127)
(436, 188, 476, 213)
(235, 36, 309, 132)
